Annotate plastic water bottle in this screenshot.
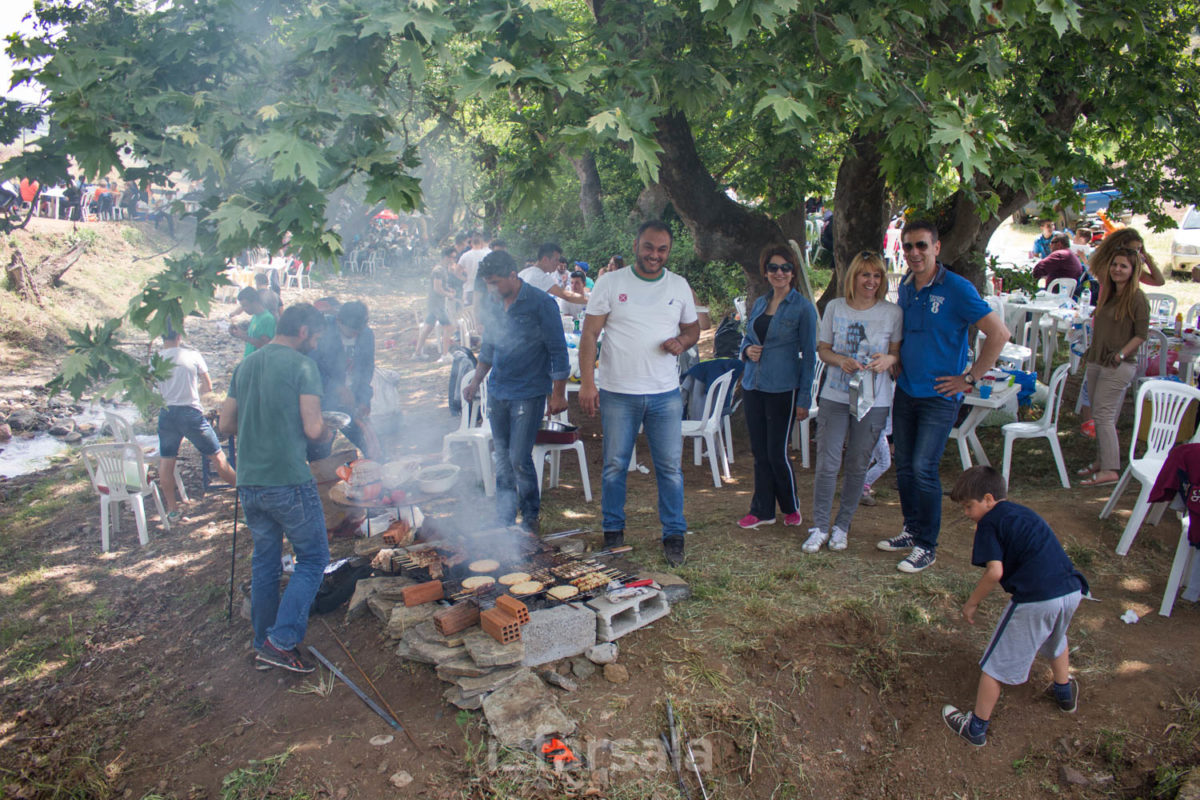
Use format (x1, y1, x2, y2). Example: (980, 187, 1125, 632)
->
(1080, 285, 1092, 311)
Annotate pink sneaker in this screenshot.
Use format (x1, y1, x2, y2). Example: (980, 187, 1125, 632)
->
(783, 511, 803, 526)
(737, 514, 776, 529)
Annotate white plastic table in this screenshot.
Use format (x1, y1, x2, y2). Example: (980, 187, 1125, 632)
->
(949, 382, 1021, 469)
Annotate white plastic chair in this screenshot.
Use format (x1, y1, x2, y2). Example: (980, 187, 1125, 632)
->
(1185, 303, 1200, 329)
(532, 410, 592, 501)
(284, 260, 311, 289)
(1046, 277, 1077, 298)
(1160, 514, 1200, 616)
(790, 360, 826, 467)
(1100, 381, 1200, 555)
(1145, 292, 1177, 322)
(979, 297, 1034, 372)
(1134, 329, 1171, 386)
(81, 443, 170, 551)
(104, 410, 187, 505)
(441, 369, 495, 496)
(1000, 364, 1071, 488)
(681, 370, 734, 487)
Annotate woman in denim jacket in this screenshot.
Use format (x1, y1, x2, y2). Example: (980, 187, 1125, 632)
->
(736, 244, 818, 530)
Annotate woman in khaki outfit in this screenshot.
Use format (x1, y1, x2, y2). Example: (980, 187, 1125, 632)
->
(1079, 248, 1149, 487)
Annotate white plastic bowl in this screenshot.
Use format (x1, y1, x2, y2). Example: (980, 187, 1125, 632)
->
(417, 464, 460, 494)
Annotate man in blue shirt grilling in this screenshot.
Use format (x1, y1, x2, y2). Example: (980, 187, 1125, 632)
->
(464, 250, 570, 533)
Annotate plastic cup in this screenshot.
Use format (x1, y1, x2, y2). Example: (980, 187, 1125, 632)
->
(978, 384, 993, 399)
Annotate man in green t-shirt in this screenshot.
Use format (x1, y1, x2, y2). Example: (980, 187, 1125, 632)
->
(219, 303, 332, 674)
(232, 286, 276, 357)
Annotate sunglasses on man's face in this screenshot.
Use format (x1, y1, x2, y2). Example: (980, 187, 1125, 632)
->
(901, 240, 933, 252)
(766, 261, 794, 274)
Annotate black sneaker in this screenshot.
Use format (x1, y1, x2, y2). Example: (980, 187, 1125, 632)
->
(942, 705, 986, 747)
(876, 530, 915, 552)
(1044, 678, 1079, 713)
(603, 530, 625, 549)
(521, 517, 541, 535)
(663, 536, 685, 567)
(255, 640, 315, 673)
(897, 546, 936, 574)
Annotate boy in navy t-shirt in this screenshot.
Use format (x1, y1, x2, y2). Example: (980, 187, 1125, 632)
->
(942, 466, 1089, 746)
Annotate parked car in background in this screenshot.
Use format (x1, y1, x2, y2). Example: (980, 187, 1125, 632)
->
(1014, 181, 1124, 227)
(1171, 205, 1200, 275)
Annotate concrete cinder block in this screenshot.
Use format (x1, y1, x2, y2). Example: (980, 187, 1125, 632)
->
(520, 603, 597, 667)
(586, 589, 670, 642)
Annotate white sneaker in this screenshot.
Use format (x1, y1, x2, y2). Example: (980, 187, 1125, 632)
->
(437, 353, 454, 364)
(829, 526, 848, 551)
(802, 528, 828, 554)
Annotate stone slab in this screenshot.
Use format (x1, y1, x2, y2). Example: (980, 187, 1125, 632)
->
(453, 665, 529, 697)
(520, 603, 597, 667)
(463, 628, 525, 667)
(482, 670, 575, 748)
(347, 576, 415, 620)
(436, 656, 494, 680)
(443, 685, 484, 711)
(408, 620, 468, 649)
(401, 636, 463, 665)
(385, 603, 437, 640)
(368, 594, 398, 624)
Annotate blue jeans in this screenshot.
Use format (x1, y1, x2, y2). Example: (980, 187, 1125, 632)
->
(891, 388, 960, 551)
(489, 396, 545, 526)
(240, 481, 330, 651)
(599, 389, 686, 540)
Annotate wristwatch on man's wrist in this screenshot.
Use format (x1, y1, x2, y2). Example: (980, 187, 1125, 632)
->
(963, 373, 977, 386)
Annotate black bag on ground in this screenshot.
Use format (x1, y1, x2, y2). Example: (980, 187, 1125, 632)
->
(310, 557, 374, 615)
(447, 346, 478, 417)
(713, 314, 743, 359)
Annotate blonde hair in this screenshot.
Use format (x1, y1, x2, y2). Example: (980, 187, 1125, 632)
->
(842, 250, 888, 303)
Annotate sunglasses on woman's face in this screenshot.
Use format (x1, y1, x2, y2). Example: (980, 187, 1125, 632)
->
(766, 261, 794, 273)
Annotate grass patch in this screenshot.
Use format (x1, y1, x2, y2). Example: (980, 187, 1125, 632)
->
(220, 750, 293, 800)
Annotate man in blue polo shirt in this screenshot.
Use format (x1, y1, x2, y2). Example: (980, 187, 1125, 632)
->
(464, 250, 569, 533)
(876, 220, 1010, 573)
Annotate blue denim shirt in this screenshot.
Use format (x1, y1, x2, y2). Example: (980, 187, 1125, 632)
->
(480, 281, 570, 401)
(738, 289, 818, 407)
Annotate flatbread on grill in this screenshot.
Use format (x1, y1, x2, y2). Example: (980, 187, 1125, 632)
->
(498, 572, 531, 586)
(461, 576, 495, 590)
(468, 559, 500, 573)
(509, 580, 543, 595)
(547, 584, 579, 601)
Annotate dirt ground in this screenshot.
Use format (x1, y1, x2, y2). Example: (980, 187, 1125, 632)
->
(3, 251, 1200, 799)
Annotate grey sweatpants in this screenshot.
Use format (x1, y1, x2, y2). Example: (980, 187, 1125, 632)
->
(812, 400, 891, 533)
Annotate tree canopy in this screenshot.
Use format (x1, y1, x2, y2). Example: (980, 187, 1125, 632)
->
(3, 0, 1199, 406)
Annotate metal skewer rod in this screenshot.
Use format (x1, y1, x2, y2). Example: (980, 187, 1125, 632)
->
(308, 646, 404, 734)
(320, 620, 421, 750)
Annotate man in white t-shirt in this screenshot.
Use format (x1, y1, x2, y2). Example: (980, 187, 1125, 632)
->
(457, 232, 490, 306)
(518, 242, 590, 308)
(156, 323, 237, 521)
(558, 270, 590, 319)
(578, 221, 700, 566)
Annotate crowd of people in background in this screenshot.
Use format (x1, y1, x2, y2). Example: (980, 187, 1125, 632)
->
(1, 175, 180, 231)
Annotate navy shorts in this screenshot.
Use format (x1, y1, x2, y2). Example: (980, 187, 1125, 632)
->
(158, 405, 221, 458)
